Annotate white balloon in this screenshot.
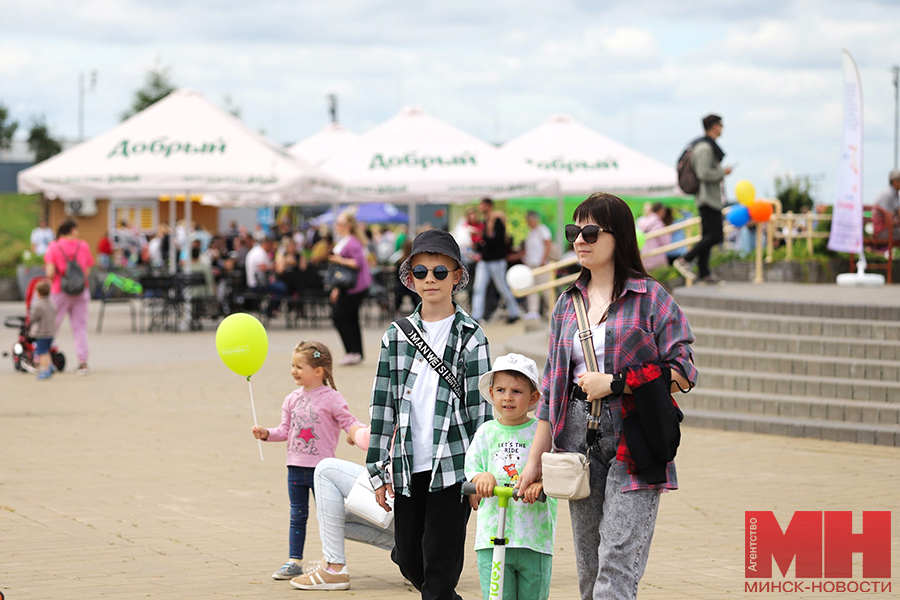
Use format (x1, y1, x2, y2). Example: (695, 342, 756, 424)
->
(506, 264, 535, 291)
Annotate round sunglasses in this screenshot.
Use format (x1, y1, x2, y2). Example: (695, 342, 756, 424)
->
(565, 224, 611, 244)
(411, 265, 460, 280)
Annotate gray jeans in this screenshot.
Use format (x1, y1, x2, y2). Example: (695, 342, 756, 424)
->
(557, 397, 661, 600)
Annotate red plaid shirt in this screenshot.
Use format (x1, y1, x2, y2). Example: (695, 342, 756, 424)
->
(535, 276, 697, 492)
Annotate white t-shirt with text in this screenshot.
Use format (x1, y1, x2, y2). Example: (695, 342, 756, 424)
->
(409, 314, 455, 474)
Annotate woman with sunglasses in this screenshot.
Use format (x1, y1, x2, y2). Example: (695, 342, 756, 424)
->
(517, 193, 697, 600)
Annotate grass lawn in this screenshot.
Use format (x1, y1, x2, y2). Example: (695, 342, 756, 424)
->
(0, 193, 43, 275)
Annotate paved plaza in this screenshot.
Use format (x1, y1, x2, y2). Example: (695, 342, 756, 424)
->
(1, 300, 897, 599)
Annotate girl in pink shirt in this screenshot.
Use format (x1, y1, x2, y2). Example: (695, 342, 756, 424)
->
(252, 341, 364, 582)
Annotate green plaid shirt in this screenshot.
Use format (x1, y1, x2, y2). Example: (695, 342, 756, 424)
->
(366, 303, 492, 496)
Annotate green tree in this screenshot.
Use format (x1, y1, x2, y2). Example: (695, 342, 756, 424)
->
(0, 102, 18, 150)
(774, 174, 815, 214)
(27, 117, 63, 163)
(121, 66, 177, 121)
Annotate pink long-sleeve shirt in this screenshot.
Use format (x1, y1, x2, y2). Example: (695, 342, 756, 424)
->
(265, 385, 364, 468)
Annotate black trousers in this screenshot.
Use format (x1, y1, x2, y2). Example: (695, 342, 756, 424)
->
(332, 289, 365, 356)
(392, 473, 470, 600)
(684, 205, 724, 278)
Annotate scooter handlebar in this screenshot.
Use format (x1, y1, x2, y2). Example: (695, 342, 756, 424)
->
(461, 481, 547, 503)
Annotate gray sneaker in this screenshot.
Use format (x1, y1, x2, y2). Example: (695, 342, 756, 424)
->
(273, 561, 305, 580)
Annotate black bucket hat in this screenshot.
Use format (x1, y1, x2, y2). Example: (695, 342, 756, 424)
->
(398, 229, 470, 294)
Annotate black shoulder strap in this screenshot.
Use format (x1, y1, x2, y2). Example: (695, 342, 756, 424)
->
(394, 317, 464, 401)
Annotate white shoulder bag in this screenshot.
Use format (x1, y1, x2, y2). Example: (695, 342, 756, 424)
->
(540, 290, 596, 500)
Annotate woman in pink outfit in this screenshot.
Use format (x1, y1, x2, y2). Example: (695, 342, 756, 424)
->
(44, 219, 94, 375)
(637, 203, 673, 272)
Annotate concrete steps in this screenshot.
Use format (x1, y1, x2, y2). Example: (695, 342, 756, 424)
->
(505, 283, 900, 446)
(689, 326, 900, 361)
(676, 285, 900, 446)
(695, 346, 900, 382)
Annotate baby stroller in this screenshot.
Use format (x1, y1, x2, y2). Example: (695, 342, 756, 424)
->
(3, 277, 66, 373)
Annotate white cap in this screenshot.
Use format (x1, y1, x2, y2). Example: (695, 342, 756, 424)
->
(478, 353, 542, 405)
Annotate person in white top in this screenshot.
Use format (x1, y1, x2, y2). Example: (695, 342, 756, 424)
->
(245, 236, 286, 315)
(245, 236, 274, 288)
(30, 217, 55, 257)
(522, 211, 553, 321)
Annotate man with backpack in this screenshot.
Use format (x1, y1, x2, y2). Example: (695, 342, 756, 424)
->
(674, 114, 732, 283)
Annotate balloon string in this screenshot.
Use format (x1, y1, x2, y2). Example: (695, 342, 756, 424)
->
(248, 378, 264, 462)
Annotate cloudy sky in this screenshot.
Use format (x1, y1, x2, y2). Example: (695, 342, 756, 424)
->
(1, 0, 899, 202)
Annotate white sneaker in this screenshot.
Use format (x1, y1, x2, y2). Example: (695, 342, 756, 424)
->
(338, 353, 362, 366)
(523, 312, 541, 321)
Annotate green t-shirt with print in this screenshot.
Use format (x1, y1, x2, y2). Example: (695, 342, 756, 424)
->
(464, 418, 558, 554)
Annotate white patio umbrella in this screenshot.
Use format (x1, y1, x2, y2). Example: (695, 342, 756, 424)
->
(19, 88, 338, 273)
(500, 114, 678, 196)
(319, 107, 557, 227)
(19, 88, 337, 203)
(288, 122, 360, 167)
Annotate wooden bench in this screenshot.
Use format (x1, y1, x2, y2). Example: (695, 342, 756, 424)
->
(850, 204, 900, 283)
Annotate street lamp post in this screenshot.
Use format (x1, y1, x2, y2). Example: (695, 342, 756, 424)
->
(328, 93, 338, 123)
(78, 70, 97, 142)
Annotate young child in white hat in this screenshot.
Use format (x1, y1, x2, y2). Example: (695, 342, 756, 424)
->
(464, 353, 558, 600)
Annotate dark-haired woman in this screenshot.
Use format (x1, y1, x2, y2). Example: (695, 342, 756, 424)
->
(517, 193, 697, 600)
(44, 218, 94, 375)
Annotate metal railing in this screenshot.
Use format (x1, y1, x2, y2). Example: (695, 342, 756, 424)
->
(513, 208, 732, 297)
(512, 201, 835, 298)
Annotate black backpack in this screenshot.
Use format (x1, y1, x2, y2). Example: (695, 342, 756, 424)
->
(676, 142, 700, 195)
(60, 245, 86, 296)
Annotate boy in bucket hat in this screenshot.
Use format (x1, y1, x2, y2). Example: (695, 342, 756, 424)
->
(465, 353, 558, 600)
(366, 229, 492, 599)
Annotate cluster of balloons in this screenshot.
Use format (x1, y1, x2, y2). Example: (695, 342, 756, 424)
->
(727, 180, 774, 227)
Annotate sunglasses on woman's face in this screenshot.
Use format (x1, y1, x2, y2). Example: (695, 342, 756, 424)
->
(565, 224, 610, 244)
(411, 265, 460, 280)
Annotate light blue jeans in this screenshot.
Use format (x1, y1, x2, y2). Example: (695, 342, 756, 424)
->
(557, 398, 661, 600)
(314, 458, 394, 565)
(471, 258, 521, 321)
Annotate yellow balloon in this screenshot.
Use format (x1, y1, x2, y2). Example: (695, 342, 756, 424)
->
(735, 180, 756, 206)
(215, 313, 268, 378)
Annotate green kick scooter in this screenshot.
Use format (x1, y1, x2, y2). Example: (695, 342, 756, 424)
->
(462, 482, 546, 600)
